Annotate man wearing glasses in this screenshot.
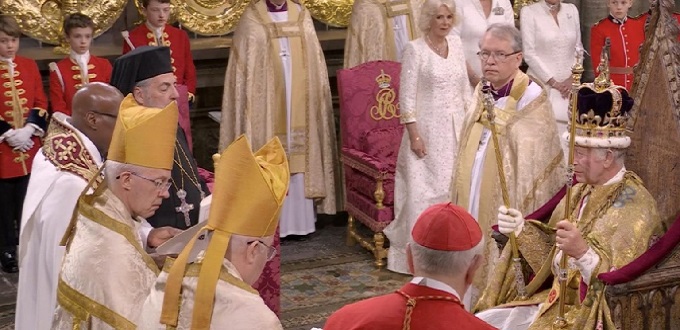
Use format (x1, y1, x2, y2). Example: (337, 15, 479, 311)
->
(110, 46, 209, 231)
(450, 23, 565, 310)
(52, 95, 180, 329)
(141, 136, 288, 329)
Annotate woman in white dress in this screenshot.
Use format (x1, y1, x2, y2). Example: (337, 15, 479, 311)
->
(453, 0, 514, 87)
(383, 0, 470, 274)
(520, 0, 583, 157)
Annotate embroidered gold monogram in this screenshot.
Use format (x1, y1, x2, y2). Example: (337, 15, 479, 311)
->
(42, 118, 99, 182)
(370, 70, 400, 121)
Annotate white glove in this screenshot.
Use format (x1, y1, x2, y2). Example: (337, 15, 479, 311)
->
(13, 139, 34, 152)
(5, 125, 36, 147)
(498, 205, 525, 236)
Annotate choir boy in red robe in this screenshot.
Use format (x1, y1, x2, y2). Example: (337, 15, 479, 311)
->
(0, 15, 48, 273)
(49, 13, 112, 115)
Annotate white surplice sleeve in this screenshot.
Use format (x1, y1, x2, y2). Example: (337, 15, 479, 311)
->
(399, 41, 420, 124)
(520, 6, 553, 83)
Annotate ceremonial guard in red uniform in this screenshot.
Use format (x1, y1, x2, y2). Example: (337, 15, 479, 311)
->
(324, 203, 495, 330)
(49, 13, 112, 116)
(121, 0, 197, 148)
(0, 16, 48, 273)
(590, 0, 645, 90)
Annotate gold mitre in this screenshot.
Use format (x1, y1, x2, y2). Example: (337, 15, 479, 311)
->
(107, 95, 177, 170)
(160, 135, 289, 328)
(564, 48, 634, 149)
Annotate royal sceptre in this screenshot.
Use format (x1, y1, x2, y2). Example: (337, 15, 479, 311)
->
(480, 80, 527, 300)
(552, 39, 595, 330)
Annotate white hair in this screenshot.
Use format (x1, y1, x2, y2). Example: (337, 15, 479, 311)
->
(409, 237, 484, 276)
(418, 0, 458, 33)
(103, 160, 143, 186)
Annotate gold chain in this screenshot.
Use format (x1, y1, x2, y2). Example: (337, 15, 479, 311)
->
(173, 142, 202, 192)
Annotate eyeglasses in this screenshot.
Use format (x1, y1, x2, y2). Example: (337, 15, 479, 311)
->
(116, 172, 172, 191)
(91, 110, 117, 119)
(247, 240, 277, 261)
(477, 50, 522, 62)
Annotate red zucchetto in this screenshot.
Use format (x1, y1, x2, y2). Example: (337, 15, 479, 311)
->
(411, 203, 482, 251)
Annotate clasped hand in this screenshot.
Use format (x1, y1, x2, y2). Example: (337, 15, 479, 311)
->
(555, 220, 589, 259)
(5, 126, 36, 152)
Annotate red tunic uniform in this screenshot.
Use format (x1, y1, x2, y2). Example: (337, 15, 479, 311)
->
(0, 56, 48, 179)
(49, 55, 112, 115)
(590, 15, 646, 90)
(122, 23, 196, 94)
(324, 283, 496, 330)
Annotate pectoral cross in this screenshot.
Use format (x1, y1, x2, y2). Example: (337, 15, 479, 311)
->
(175, 189, 194, 227)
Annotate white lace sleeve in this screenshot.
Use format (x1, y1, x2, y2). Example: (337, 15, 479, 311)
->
(574, 248, 600, 285)
(399, 41, 420, 124)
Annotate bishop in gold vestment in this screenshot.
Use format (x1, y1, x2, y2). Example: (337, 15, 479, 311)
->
(220, 0, 338, 236)
(451, 70, 565, 307)
(52, 97, 178, 329)
(343, 0, 421, 68)
(476, 70, 665, 330)
(143, 136, 288, 329)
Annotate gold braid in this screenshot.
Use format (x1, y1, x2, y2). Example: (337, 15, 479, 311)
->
(395, 290, 462, 330)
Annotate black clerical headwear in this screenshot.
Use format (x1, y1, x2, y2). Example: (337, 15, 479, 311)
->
(110, 46, 173, 95)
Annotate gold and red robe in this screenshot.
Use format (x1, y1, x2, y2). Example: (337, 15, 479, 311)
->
(49, 55, 112, 115)
(476, 171, 665, 329)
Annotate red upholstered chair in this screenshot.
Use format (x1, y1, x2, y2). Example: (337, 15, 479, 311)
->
(337, 60, 403, 268)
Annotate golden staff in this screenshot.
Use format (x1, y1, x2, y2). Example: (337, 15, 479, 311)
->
(480, 80, 527, 299)
(553, 39, 596, 330)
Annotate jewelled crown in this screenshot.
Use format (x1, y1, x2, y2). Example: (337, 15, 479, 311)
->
(376, 70, 392, 89)
(564, 43, 634, 149)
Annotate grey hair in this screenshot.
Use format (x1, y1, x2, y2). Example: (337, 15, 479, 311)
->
(418, 0, 458, 34)
(104, 160, 143, 186)
(409, 237, 484, 276)
(482, 23, 523, 52)
(134, 77, 152, 90)
(592, 148, 626, 166)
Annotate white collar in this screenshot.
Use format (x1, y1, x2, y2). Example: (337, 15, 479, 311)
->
(70, 50, 90, 65)
(0, 56, 13, 63)
(410, 277, 461, 300)
(145, 21, 164, 36)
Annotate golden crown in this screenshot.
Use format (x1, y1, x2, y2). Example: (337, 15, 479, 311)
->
(376, 70, 392, 89)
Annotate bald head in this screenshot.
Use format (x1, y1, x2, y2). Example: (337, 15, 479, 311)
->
(70, 82, 124, 157)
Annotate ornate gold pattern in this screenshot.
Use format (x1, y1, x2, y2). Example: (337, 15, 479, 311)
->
(79, 200, 160, 275)
(370, 70, 400, 121)
(0, 0, 128, 45)
(302, 0, 354, 27)
(169, 0, 250, 36)
(346, 215, 388, 268)
(42, 117, 99, 182)
(56, 278, 136, 330)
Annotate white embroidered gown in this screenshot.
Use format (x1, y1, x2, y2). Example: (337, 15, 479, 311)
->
(384, 35, 470, 274)
(453, 0, 514, 78)
(521, 1, 582, 156)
